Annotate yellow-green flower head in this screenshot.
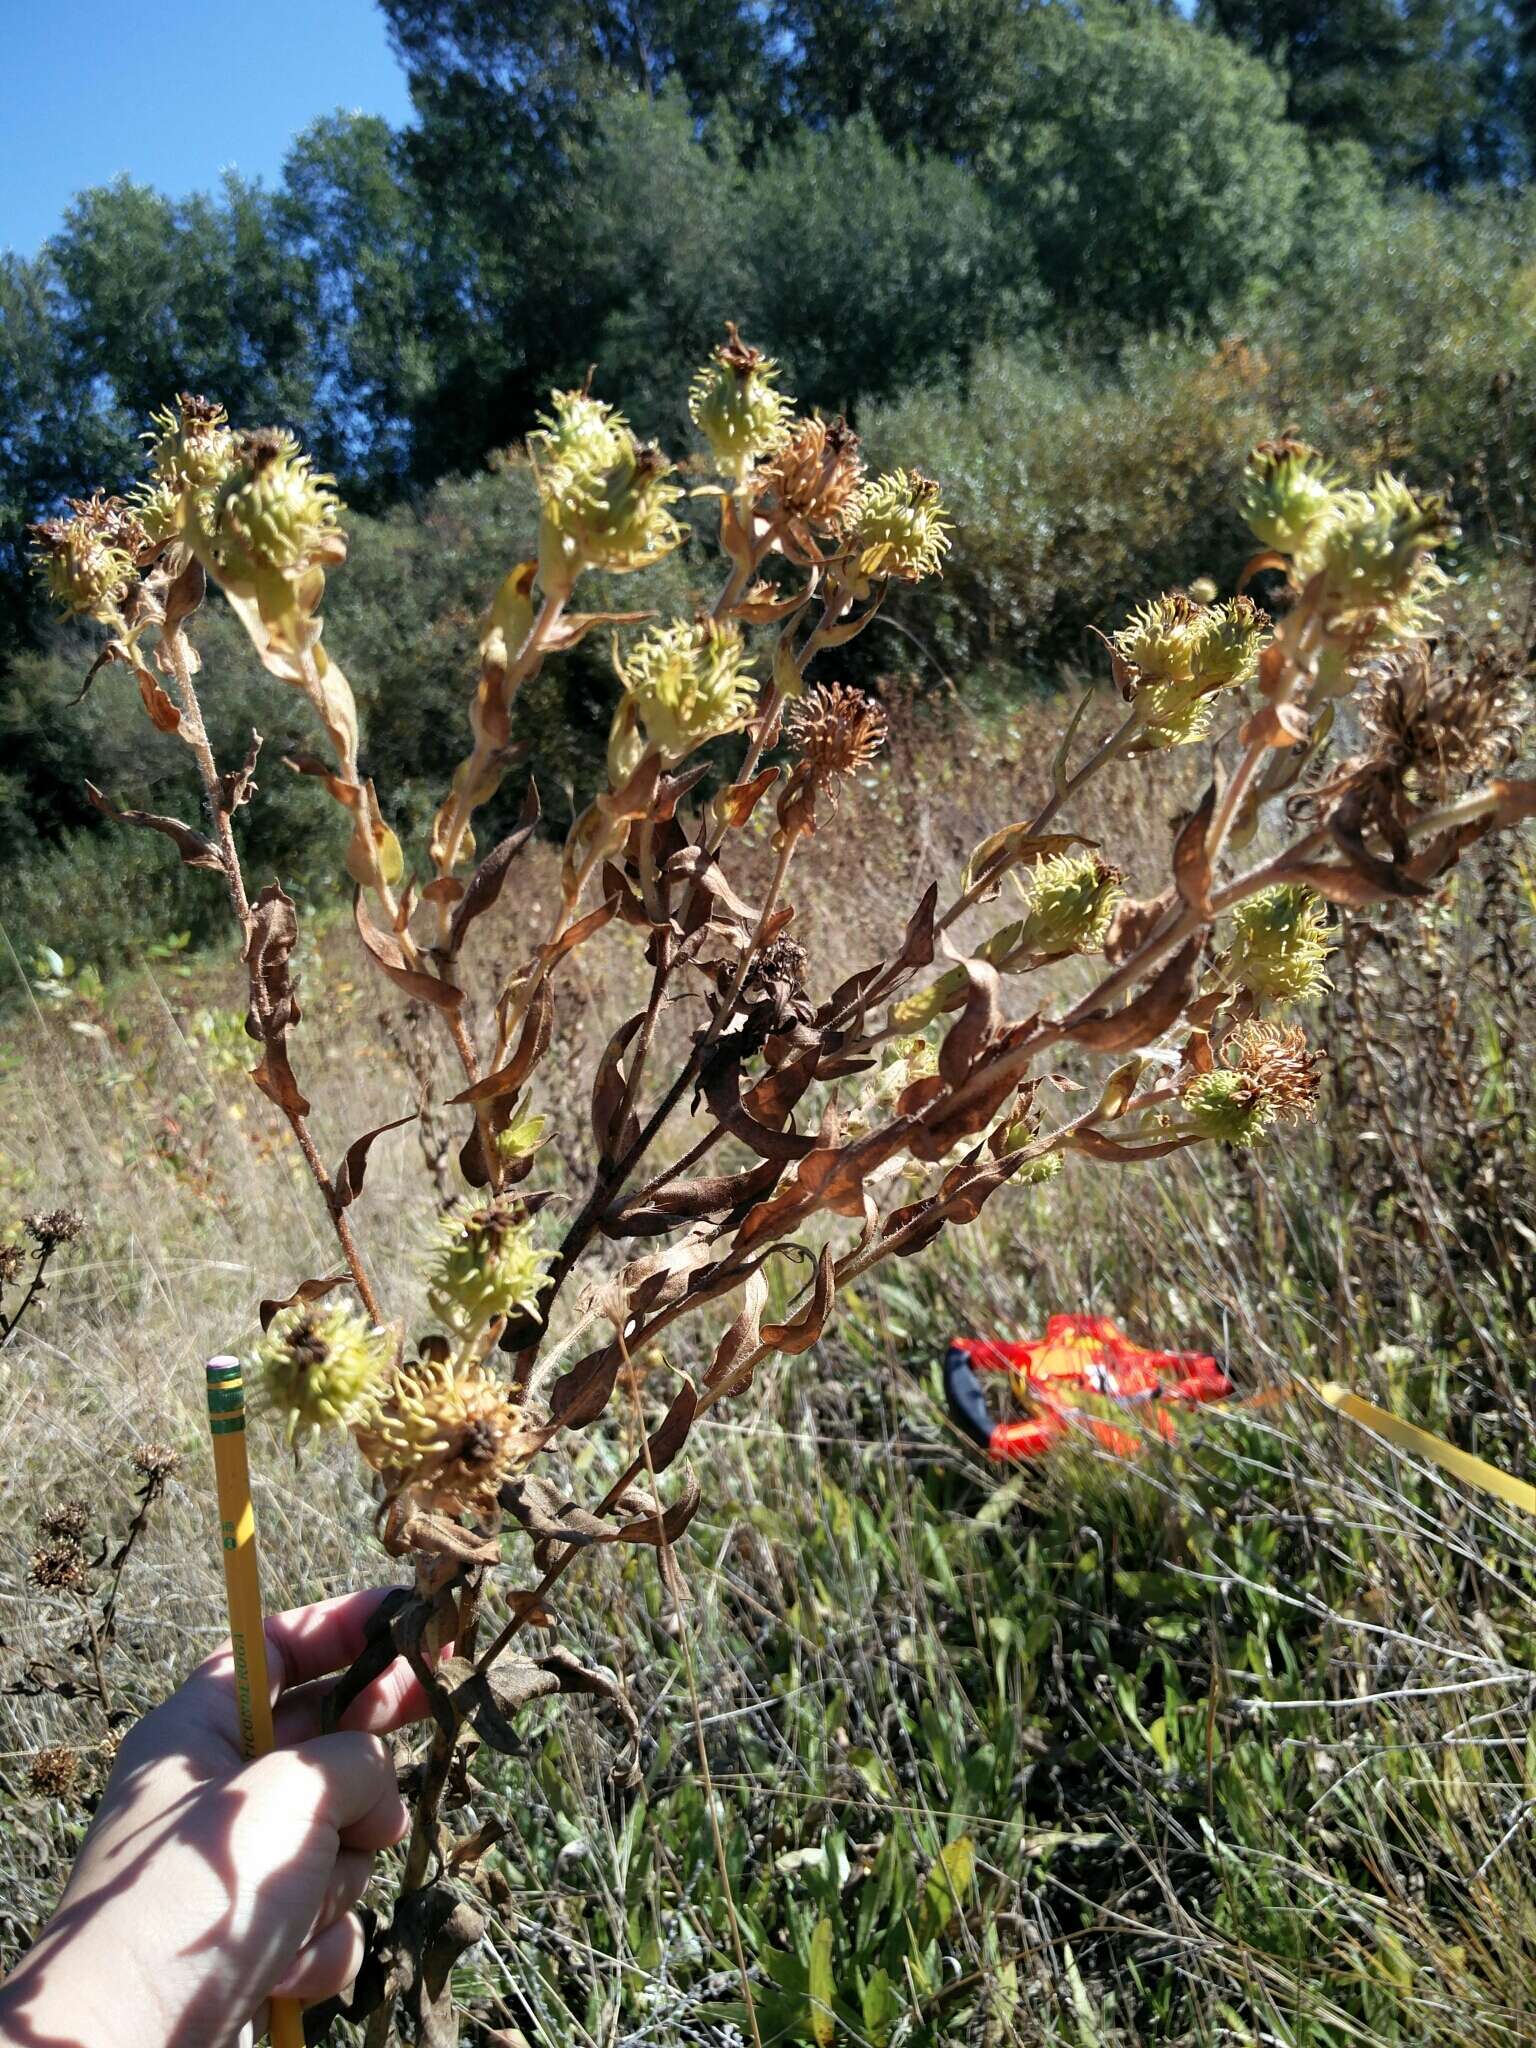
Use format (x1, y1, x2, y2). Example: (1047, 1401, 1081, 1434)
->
(426, 1196, 551, 1337)
(1017, 852, 1124, 956)
(1182, 1018, 1320, 1144)
(1112, 594, 1202, 686)
(1182, 1067, 1275, 1146)
(1240, 436, 1341, 556)
(1295, 473, 1452, 636)
(689, 324, 793, 477)
(211, 429, 346, 581)
(531, 386, 684, 579)
(1140, 676, 1222, 750)
(1012, 1148, 1065, 1187)
(146, 392, 236, 495)
(841, 469, 950, 583)
(530, 385, 628, 481)
(356, 1353, 536, 1521)
(620, 617, 757, 765)
(1189, 595, 1269, 688)
(27, 496, 144, 620)
(253, 1302, 390, 1445)
(130, 476, 184, 552)
(1226, 884, 1333, 1003)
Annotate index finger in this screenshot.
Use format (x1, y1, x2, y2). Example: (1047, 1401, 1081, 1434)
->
(182, 1585, 407, 1730)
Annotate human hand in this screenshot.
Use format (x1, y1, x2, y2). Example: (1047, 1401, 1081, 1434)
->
(0, 1586, 429, 2048)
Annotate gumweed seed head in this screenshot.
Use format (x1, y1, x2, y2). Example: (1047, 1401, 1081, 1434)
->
(146, 393, 235, 495)
(759, 414, 864, 543)
(28, 499, 143, 620)
(786, 682, 888, 790)
(841, 470, 950, 583)
(1189, 596, 1269, 688)
(619, 618, 756, 766)
(1241, 436, 1341, 556)
(37, 1499, 89, 1543)
(1018, 852, 1125, 956)
(253, 1302, 390, 1445)
(28, 1748, 81, 1800)
(211, 430, 345, 582)
(1183, 1019, 1320, 1144)
(1113, 594, 1202, 687)
(29, 1541, 87, 1593)
(1296, 474, 1452, 637)
(1181, 1067, 1275, 1146)
(426, 1197, 551, 1337)
(532, 388, 683, 579)
(24, 1209, 84, 1251)
(355, 1354, 535, 1521)
(132, 1441, 182, 1480)
(1226, 884, 1333, 1003)
(689, 324, 792, 476)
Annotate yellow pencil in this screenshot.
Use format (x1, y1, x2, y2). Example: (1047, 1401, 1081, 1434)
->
(205, 1355, 307, 2048)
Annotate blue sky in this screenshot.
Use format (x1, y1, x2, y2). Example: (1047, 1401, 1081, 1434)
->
(0, 0, 415, 259)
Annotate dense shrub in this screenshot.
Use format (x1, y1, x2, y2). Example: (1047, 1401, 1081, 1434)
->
(868, 189, 1536, 670)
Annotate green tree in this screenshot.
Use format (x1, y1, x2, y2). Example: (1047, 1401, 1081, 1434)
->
(776, 0, 1035, 162)
(745, 114, 1034, 411)
(49, 177, 316, 440)
(1197, 0, 1530, 187)
(279, 114, 433, 493)
(994, 7, 1309, 330)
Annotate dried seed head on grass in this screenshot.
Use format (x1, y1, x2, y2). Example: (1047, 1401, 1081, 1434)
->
(24, 1209, 84, 1251)
(29, 1541, 87, 1593)
(132, 1441, 182, 1480)
(27, 1748, 80, 1800)
(37, 1499, 89, 1543)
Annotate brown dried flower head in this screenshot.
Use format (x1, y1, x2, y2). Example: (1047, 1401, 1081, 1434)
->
(1229, 1019, 1322, 1126)
(0, 1242, 24, 1287)
(133, 1441, 183, 1481)
(29, 1540, 87, 1593)
(38, 1499, 90, 1544)
(787, 683, 889, 792)
(27, 1747, 80, 1800)
(1360, 640, 1529, 800)
(758, 414, 865, 557)
(24, 1209, 84, 1252)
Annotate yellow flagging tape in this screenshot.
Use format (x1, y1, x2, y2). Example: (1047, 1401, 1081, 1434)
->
(1307, 1379, 1535, 1516)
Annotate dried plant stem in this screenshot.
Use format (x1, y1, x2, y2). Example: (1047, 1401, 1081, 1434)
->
(285, 1114, 384, 1323)
(623, 1367, 764, 2048)
(0, 1243, 57, 1353)
(161, 627, 251, 930)
(434, 589, 568, 898)
(163, 626, 385, 1320)
(1023, 708, 1140, 838)
(75, 1594, 112, 1721)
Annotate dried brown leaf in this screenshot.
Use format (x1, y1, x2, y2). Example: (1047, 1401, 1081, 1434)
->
(85, 781, 221, 871)
(448, 781, 540, 956)
(1063, 933, 1205, 1052)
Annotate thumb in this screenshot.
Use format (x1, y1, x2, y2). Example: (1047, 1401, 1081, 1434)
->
(248, 1731, 406, 1848)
